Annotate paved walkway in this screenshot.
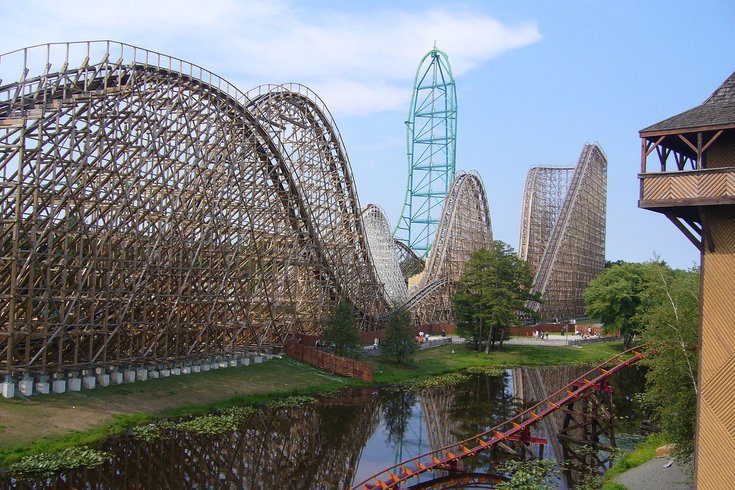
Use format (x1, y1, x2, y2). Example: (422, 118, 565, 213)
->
(503, 336, 571, 346)
(615, 458, 694, 489)
(364, 335, 617, 353)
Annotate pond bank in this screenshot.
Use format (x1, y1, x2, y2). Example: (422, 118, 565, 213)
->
(0, 341, 626, 465)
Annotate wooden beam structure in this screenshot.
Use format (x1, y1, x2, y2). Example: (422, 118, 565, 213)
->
(521, 144, 608, 321)
(638, 70, 735, 488)
(0, 41, 393, 375)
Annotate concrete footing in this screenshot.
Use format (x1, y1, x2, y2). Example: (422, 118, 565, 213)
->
(36, 379, 50, 395)
(52, 379, 66, 394)
(1, 380, 15, 398)
(68, 377, 82, 391)
(19, 378, 34, 397)
(3, 350, 268, 397)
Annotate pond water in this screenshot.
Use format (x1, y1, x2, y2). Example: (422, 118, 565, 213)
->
(2, 365, 647, 489)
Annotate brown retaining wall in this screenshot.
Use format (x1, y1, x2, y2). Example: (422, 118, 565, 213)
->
(285, 342, 373, 383)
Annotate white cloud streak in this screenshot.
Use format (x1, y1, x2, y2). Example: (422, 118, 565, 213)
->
(0, 1, 541, 116)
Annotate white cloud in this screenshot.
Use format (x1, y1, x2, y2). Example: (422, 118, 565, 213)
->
(0, 1, 541, 116)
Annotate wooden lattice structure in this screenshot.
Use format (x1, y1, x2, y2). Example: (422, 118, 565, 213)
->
(0, 41, 393, 376)
(638, 70, 735, 488)
(403, 172, 494, 326)
(362, 205, 407, 305)
(518, 166, 574, 276)
(521, 143, 607, 320)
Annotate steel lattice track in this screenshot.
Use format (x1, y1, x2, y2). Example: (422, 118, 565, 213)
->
(351, 345, 647, 490)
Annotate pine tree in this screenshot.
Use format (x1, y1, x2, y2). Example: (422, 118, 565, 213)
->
(322, 302, 362, 359)
(454, 241, 538, 352)
(381, 308, 417, 363)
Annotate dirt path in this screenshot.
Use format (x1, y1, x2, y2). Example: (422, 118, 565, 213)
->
(0, 359, 348, 452)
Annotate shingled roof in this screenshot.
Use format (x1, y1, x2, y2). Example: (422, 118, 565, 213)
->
(641, 71, 735, 134)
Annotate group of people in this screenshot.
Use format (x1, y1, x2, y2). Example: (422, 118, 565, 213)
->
(574, 327, 599, 339)
(415, 331, 431, 344)
(531, 330, 550, 340)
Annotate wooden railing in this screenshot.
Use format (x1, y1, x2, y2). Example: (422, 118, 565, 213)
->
(285, 343, 373, 382)
(639, 167, 735, 207)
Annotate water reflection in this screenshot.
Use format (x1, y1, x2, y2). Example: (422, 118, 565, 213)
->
(2, 366, 646, 489)
(5, 389, 380, 489)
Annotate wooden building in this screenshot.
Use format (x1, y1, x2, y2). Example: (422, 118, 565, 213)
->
(639, 71, 735, 488)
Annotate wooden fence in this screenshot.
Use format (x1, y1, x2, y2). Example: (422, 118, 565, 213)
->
(285, 343, 373, 383)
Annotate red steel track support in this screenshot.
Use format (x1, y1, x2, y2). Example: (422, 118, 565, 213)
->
(351, 345, 647, 490)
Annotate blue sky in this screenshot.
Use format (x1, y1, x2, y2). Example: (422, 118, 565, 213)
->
(1, 0, 733, 269)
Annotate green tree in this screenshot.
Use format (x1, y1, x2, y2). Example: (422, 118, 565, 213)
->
(322, 302, 361, 359)
(583, 262, 650, 348)
(454, 241, 538, 352)
(640, 262, 699, 462)
(381, 308, 417, 363)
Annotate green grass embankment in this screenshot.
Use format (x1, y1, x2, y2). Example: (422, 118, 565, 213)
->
(0, 358, 359, 465)
(0, 340, 627, 466)
(369, 341, 627, 383)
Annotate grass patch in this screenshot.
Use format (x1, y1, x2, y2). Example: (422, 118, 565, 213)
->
(0, 358, 360, 466)
(0, 412, 152, 466)
(601, 432, 669, 489)
(368, 341, 627, 384)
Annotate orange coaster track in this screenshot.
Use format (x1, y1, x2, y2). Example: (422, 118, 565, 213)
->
(352, 345, 647, 489)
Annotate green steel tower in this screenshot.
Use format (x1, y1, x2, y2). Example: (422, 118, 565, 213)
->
(395, 47, 457, 258)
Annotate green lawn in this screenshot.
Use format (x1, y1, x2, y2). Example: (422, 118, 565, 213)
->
(369, 341, 628, 383)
